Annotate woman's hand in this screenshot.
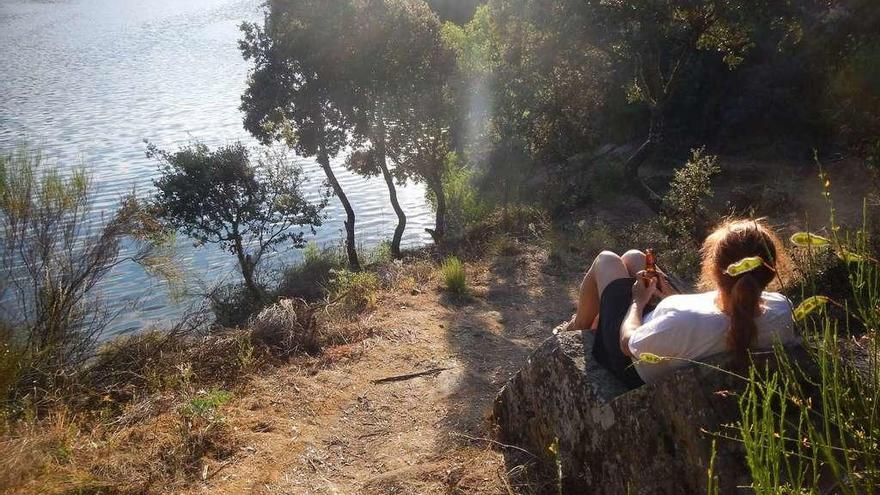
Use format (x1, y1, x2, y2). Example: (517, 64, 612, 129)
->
(656, 271, 679, 299)
(631, 272, 659, 309)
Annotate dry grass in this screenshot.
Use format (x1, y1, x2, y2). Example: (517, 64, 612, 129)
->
(250, 298, 321, 355)
(0, 216, 575, 495)
(1, 392, 241, 495)
(0, 293, 378, 495)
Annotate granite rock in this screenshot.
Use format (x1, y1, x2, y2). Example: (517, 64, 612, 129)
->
(492, 328, 810, 494)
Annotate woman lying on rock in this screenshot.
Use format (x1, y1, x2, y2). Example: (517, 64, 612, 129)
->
(567, 218, 799, 388)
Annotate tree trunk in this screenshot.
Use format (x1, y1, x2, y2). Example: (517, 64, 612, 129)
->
(375, 122, 405, 258)
(425, 176, 446, 249)
(317, 149, 361, 271)
(234, 234, 263, 301)
(623, 108, 665, 212)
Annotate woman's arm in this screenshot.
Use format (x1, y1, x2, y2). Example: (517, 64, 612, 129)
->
(620, 274, 658, 357)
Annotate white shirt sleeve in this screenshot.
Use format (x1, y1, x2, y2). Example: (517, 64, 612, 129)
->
(627, 309, 687, 360)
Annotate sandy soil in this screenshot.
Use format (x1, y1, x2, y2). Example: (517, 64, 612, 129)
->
(179, 246, 581, 495)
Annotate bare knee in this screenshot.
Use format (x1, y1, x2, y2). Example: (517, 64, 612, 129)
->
(585, 250, 618, 275)
(621, 249, 645, 275)
(591, 250, 629, 294)
(594, 250, 621, 267)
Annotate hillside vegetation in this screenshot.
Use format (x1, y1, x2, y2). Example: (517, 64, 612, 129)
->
(2, 0, 880, 493)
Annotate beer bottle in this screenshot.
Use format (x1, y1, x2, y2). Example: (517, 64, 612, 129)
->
(643, 248, 660, 288)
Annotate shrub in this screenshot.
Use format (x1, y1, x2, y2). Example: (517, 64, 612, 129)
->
(588, 157, 627, 203)
(620, 148, 722, 284)
(374, 256, 436, 293)
(327, 269, 380, 317)
(733, 222, 880, 492)
(489, 235, 522, 256)
(574, 218, 618, 258)
(0, 325, 20, 415)
(868, 139, 880, 203)
(427, 154, 489, 244)
(363, 240, 393, 266)
(277, 242, 344, 301)
(0, 147, 168, 409)
(440, 256, 467, 295)
(709, 173, 880, 491)
(175, 386, 236, 478)
(826, 40, 880, 152)
(209, 283, 267, 328)
(660, 147, 721, 241)
(249, 298, 320, 355)
(179, 388, 232, 421)
(461, 204, 549, 254)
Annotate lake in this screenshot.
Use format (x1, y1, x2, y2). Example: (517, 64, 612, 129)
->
(0, 0, 433, 336)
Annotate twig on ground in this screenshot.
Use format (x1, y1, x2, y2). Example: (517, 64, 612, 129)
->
(450, 432, 538, 459)
(371, 367, 453, 384)
(357, 430, 389, 440)
(202, 456, 237, 482)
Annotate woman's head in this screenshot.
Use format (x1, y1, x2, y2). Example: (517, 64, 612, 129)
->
(699, 218, 788, 362)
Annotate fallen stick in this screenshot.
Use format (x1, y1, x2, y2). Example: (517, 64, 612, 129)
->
(371, 367, 452, 384)
(451, 432, 538, 459)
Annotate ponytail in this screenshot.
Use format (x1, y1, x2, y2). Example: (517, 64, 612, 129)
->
(702, 218, 785, 365)
(727, 272, 763, 364)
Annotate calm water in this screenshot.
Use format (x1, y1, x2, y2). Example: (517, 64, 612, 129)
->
(0, 0, 433, 335)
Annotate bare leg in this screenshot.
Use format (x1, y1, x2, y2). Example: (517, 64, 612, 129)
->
(570, 251, 630, 330)
(621, 249, 646, 277)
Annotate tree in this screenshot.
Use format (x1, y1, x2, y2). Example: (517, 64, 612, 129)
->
(461, 2, 610, 163)
(343, 0, 447, 257)
(581, 0, 793, 209)
(239, 0, 362, 270)
(148, 141, 324, 301)
(386, 81, 457, 246)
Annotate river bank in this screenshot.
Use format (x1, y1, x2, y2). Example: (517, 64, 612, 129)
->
(1, 225, 582, 494)
(1, 154, 876, 494)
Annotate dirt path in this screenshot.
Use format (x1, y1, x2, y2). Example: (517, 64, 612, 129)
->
(184, 246, 580, 495)
(176, 158, 877, 495)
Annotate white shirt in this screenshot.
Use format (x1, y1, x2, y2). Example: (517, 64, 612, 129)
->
(628, 291, 799, 383)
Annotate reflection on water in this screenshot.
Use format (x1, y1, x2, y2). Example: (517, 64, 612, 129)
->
(0, 0, 432, 336)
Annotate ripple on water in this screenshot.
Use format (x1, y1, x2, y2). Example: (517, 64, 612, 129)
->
(0, 0, 433, 337)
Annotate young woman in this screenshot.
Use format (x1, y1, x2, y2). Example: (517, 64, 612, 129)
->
(568, 218, 800, 387)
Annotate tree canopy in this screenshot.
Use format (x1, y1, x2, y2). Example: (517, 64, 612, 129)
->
(240, 0, 363, 269)
(148, 141, 324, 299)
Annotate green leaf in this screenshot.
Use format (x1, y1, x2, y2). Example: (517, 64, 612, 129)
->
(790, 232, 831, 247)
(724, 257, 764, 277)
(838, 249, 866, 263)
(638, 352, 668, 364)
(793, 296, 829, 321)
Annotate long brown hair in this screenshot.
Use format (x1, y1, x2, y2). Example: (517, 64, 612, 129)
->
(698, 218, 789, 363)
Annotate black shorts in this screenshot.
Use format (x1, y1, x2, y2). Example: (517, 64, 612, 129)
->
(591, 277, 646, 389)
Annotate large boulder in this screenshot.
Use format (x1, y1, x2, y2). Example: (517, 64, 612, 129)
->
(492, 328, 810, 494)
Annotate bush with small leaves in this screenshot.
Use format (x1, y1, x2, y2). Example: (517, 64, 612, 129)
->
(661, 147, 721, 241)
(328, 269, 380, 317)
(0, 147, 170, 409)
(210, 283, 266, 329)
